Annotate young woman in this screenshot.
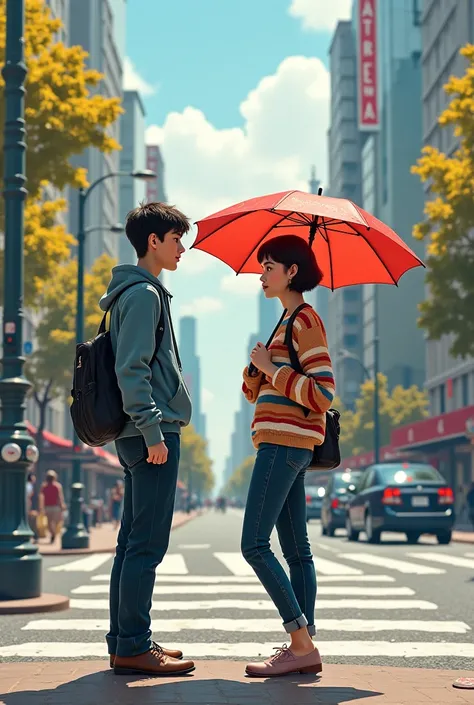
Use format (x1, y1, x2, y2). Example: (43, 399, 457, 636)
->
(241, 234, 335, 678)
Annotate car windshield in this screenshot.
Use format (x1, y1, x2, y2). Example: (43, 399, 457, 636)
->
(377, 464, 444, 484)
(333, 472, 362, 493)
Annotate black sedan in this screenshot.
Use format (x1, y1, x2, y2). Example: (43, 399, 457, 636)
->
(321, 470, 363, 536)
(345, 462, 455, 544)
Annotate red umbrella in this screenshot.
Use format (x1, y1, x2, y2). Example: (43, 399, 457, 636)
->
(192, 190, 424, 289)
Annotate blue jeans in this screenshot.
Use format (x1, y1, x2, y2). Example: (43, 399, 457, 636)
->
(106, 432, 180, 658)
(241, 443, 316, 636)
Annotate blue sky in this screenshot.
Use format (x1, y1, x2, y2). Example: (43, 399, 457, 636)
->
(124, 0, 352, 485)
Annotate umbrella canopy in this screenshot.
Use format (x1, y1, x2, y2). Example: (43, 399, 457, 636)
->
(192, 190, 425, 289)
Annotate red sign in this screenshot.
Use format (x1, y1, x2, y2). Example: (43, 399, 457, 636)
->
(358, 0, 379, 130)
(391, 405, 474, 449)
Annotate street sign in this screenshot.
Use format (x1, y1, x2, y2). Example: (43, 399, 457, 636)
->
(23, 341, 33, 355)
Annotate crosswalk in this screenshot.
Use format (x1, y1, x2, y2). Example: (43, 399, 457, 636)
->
(2, 547, 474, 661)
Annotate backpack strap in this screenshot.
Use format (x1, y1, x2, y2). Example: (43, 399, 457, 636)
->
(248, 308, 288, 377)
(284, 303, 312, 416)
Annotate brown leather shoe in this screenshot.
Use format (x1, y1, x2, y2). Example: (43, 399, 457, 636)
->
(110, 642, 183, 668)
(114, 643, 195, 676)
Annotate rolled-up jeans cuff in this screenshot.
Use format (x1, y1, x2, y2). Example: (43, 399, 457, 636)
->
(307, 624, 316, 637)
(283, 614, 308, 634)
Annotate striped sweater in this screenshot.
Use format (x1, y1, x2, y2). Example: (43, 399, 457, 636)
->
(242, 305, 335, 451)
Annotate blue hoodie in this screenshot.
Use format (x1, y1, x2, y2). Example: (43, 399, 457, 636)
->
(99, 265, 192, 447)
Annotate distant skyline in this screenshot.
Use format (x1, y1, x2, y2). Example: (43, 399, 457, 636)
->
(124, 0, 351, 482)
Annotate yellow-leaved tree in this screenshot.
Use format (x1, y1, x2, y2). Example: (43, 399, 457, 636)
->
(412, 44, 474, 358)
(224, 456, 255, 503)
(0, 0, 122, 305)
(179, 425, 214, 499)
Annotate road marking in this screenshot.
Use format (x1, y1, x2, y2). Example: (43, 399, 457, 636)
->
(339, 553, 445, 574)
(22, 618, 470, 634)
(70, 598, 437, 611)
(407, 552, 474, 570)
(157, 554, 188, 574)
(71, 584, 414, 597)
(178, 544, 211, 550)
(48, 554, 113, 573)
(2, 641, 473, 658)
(214, 552, 363, 576)
(89, 573, 395, 584)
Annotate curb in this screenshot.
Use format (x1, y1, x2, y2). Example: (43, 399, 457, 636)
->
(0, 593, 70, 615)
(38, 511, 203, 557)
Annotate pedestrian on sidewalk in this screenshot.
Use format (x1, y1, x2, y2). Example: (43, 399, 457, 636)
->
(467, 482, 474, 529)
(100, 202, 195, 677)
(109, 480, 124, 529)
(241, 235, 335, 678)
(39, 470, 66, 544)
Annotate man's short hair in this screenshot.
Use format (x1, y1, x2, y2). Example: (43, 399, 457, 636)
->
(125, 202, 191, 258)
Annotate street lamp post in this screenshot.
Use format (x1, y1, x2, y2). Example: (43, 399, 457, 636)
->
(0, 0, 41, 599)
(62, 170, 155, 550)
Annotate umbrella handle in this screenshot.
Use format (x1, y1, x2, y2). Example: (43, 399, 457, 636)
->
(308, 187, 323, 246)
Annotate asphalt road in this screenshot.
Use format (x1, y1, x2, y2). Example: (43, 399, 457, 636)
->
(1, 509, 474, 670)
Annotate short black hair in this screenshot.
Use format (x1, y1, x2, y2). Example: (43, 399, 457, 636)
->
(125, 201, 190, 258)
(257, 235, 323, 293)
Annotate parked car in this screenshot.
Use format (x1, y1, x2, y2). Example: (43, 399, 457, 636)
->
(345, 462, 455, 544)
(321, 470, 363, 536)
(305, 485, 326, 521)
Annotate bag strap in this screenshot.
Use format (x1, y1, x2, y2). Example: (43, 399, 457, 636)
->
(248, 308, 288, 377)
(284, 303, 312, 417)
(100, 281, 165, 364)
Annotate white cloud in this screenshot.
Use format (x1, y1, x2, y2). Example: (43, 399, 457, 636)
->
(180, 297, 223, 317)
(123, 57, 156, 96)
(288, 0, 352, 32)
(179, 233, 216, 275)
(202, 388, 214, 411)
(146, 124, 164, 145)
(221, 273, 262, 297)
(145, 55, 330, 237)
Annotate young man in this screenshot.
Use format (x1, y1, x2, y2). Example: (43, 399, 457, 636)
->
(100, 202, 195, 676)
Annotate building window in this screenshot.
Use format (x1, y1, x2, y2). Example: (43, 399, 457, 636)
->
(344, 334, 358, 349)
(439, 384, 446, 414)
(343, 289, 359, 302)
(344, 314, 358, 325)
(461, 374, 469, 407)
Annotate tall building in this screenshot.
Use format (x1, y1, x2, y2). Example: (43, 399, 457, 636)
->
(44, 0, 69, 43)
(359, 0, 426, 390)
(119, 90, 147, 264)
(326, 19, 364, 407)
(421, 0, 474, 416)
(179, 316, 205, 438)
(146, 145, 167, 203)
(68, 0, 126, 268)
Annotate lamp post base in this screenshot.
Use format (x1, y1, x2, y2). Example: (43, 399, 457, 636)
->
(61, 482, 89, 550)
(0, 550, 42, 601)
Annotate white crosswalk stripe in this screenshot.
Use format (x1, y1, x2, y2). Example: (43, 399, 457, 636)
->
(48, 554, 113, 572)
(6, 548, 474, 662)
(70, 584, 415, 597)
(2, 641, 474, 659)
(23, 618, 471, 633)
(338, 552, 446, 574)
(406, 552, 474, 570)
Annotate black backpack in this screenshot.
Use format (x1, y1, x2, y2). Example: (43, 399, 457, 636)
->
(70, 283, 165, 447)
(284, 304, 341, 471)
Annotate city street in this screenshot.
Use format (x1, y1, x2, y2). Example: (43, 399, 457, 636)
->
(1, 509, 474, 671)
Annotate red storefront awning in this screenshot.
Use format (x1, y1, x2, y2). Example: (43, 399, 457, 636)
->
(341, 445, 402, 470)
(25, 421, 72, 449)
(390, 405, 474, 450)
(26, 421, 121, 469)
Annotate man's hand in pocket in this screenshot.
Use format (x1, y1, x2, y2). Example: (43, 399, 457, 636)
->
(147, 441, 168, 465)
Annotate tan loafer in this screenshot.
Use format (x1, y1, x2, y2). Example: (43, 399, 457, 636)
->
(246, 644, 322, 678)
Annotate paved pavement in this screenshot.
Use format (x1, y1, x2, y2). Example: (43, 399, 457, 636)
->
(1, 509, 474, 702)
(37, 511, 200, 555)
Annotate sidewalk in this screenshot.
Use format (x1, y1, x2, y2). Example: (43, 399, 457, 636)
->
(452, 530, 474, 544)
(0, 660, 472, 704)
(37, 511, 201, 556)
